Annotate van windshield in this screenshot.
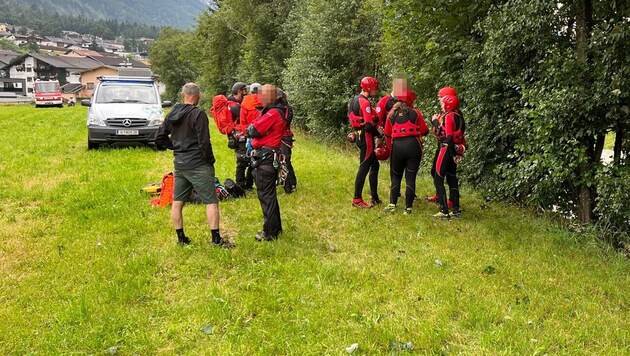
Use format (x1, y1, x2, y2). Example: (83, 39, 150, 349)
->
(34, 82, 60, 93)
(95, 84, 158, 104)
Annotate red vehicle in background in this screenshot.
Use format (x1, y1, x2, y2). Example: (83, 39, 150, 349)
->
(34, 80, 63, 108)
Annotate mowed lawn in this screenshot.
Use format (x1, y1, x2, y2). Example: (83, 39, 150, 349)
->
(0, 105, 628, 355)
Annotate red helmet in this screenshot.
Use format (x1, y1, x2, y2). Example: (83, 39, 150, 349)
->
(440, 94, 459, 111)
(360, 77, 379, 93)
(396, 90, 416, 106)
(438, 86, 457, 97)
(375, 146, 390, 161)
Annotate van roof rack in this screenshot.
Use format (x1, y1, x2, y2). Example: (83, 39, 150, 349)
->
(97, 76, 155, 83)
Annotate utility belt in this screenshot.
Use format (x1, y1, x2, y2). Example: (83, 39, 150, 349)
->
(250, 146, 281, 169)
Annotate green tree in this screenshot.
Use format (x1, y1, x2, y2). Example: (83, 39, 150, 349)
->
(283, 0, 382, 135)
(148, 27, 198, 102)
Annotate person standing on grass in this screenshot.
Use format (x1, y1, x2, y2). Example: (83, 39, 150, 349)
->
(383, 90, 429, 215)
(155, 83, 235, 248)
(427, 86, 458, 207)
(432, 93, 466, 220)
(246, 84, 286, 242)
(347, 76, 383, 208)
(228, 82, 254, 191)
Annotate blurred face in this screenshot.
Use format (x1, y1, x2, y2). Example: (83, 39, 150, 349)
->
(261, 84, 276, 105)
(392, 77, 407, 97)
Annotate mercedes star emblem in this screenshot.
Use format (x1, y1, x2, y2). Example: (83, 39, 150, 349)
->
(122, 119, 132, 127)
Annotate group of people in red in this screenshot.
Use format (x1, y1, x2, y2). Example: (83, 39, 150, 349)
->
(347, 77, 466, 220)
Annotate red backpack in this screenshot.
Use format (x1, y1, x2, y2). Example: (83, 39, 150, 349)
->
(210, 95, 237, 135)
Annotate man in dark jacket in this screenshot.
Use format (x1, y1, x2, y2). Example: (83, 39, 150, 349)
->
(156, 83, 234, 248)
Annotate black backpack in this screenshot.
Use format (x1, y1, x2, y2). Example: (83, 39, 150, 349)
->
(224, 178, 246, 198)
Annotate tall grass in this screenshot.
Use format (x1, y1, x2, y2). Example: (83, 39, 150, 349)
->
(0, 105, 628, 354)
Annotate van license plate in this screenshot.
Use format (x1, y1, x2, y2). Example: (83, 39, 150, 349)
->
(117, 130, 139, 135)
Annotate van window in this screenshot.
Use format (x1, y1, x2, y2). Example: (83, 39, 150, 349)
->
(34, 82, 60, 93)
(95, 84, 157, 104)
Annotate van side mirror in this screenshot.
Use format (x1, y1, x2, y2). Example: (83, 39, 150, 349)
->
(161, 101, 172, 108)
(81, 100, 91, 107)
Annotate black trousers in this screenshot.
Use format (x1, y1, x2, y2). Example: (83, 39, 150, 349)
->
(235, 140, 254, 190)
(433, 146, 460, 213)
(354, 132, 380, 199)
(281, 137, 297, 193)
(389, 137, 423, 208)
(254, 164, 282, 237)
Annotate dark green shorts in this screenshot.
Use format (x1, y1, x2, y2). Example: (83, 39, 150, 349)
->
(173, 164, 218, 204)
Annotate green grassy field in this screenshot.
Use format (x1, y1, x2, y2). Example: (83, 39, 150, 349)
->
(0, 105, 628, 354)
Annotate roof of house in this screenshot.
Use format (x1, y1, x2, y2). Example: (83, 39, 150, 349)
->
(88, 55, 150, 69)
(44, 36, 78, 45)
(1, 53, 101, 71)
(66, 49, 104, 57)
(61, 83, 83, 94)
(40, 45, 69, 52)
(0, 31, 13, 37)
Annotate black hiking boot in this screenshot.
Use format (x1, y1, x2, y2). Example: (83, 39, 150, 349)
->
(177, 235, 191, 245)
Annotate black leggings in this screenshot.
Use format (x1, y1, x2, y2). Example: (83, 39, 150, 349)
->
(354, 132, 380, 199)
(389, 137, 423, 208)
(433, 146, 460, 213)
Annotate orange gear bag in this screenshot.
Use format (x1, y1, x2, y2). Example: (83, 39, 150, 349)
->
(151, 172, 174, 207)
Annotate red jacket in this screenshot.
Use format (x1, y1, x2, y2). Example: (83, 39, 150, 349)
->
(250, 105, 286, 149)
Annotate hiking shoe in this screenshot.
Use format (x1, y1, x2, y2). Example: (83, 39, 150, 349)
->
(177, 236, 191, 245)
(403, 208, 412, 216)
(384, 204, 396, 213)
(432, 211, 451, 220)
(255, 230, 265, 241)
(451, 209, 462, 219)
(370, 197, 383, 206)
(426, 194, 439, 203)
(255, 231, 278, 242)
(213, 239, 236, 249)
(352, 198, 372, 208)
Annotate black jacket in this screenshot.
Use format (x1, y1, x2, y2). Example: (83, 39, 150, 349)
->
(156, 103, 215, 170)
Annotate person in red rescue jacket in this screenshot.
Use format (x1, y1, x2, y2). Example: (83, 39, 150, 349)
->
(427, 86, 459, 207)
(347, 76, 383, 208)
(246, 84, 287, 241)
(432, 93, 466, 220)
(382, 90, 429, 215)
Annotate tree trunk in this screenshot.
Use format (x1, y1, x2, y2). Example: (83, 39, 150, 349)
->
(614, 122, 623, 166)
(576, 0, 594, 223)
